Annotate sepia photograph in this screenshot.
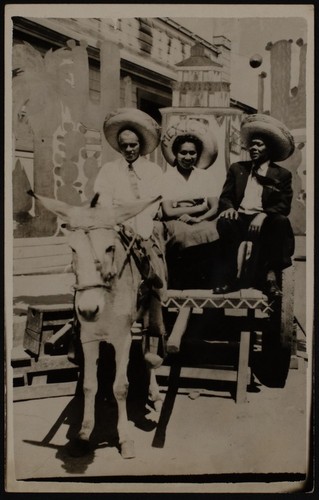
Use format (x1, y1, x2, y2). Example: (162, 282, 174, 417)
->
(4, 3, 314, 494)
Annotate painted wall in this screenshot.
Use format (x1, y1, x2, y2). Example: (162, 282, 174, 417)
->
(12, 39, 120, 237)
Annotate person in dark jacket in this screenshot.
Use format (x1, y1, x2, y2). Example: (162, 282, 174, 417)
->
(215, 114, 295, 297)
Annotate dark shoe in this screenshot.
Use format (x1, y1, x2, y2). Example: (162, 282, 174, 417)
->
(264, 279, 282, 298)
(212, 280, 240, 295)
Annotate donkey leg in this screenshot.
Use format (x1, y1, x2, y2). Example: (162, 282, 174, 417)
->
(78, 341, 99, 442)
(113, 334, 135, 459)
(68, 340, 99, 457)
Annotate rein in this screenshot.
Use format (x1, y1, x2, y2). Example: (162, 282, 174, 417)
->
(117, 230, 138, 278)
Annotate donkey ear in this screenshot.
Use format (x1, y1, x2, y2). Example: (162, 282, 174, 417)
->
(90, 192, 100, 208)
(27, 190, 72, 222)
(113, 196, 162, 223)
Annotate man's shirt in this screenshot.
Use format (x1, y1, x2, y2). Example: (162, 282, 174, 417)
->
(94, 156, 163, 239)
(238, 161, 269, 215)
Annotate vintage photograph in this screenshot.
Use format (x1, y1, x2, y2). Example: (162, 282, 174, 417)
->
(5, 3, 313, 494)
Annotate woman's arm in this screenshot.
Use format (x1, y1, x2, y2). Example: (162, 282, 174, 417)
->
(161, 199, 208, 220)
(187, 196, 218, 224)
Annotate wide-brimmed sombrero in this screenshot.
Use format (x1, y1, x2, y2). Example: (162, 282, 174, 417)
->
(103, 108, 161, 156)
(161, 117, 218, 169)
(241, 114, 295, 161)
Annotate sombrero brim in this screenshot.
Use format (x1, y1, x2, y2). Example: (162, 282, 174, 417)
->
(103, 108, 161, 156)
(241, 114, 295, 161)
(161, 118, 218, 169)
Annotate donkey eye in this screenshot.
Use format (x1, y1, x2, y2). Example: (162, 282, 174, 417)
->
(105, 246, 115, 253)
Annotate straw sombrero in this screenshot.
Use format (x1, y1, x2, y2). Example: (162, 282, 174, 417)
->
(241, 114, 295, 161)
(161, 117, 218, 169)
(103, 108, 161, 156)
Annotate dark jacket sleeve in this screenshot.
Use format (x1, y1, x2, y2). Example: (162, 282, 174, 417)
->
(263, 170, 293, 216)
(218, 164, 237, 213)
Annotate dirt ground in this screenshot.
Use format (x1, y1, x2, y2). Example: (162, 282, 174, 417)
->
(7, 340, 310, 494)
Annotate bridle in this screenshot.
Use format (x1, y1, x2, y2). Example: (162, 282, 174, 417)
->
(69, 223, 138, 294)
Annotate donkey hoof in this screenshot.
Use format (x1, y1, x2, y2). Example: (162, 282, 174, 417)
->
(68, 438, 92, 457)
(120, 440, 135, 459)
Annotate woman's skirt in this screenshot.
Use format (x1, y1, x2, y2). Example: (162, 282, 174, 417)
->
(164, 219, 219, 250)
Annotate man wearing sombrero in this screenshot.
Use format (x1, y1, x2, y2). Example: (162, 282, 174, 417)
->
(94, 108, 166, 366)
(94, 108, 163, 241)
(215, 114, 295, 297)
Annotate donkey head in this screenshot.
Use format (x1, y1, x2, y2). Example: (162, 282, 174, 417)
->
(28, 191, 161, 322)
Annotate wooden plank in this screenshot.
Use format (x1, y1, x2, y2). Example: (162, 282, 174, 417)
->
(14, 266, 73, 276)
(26, 307, 44, 331)
(240, 288, 264, 299)
(181, 367, 237, 382)
(223, 291, 242, 299)
(156, 365, 237, 383)
(26, 304, 73, 312)
(14, 237, 68, 247)
(14, 244, 70, 260)
(31, 374, 48, 386)
(166, 307, 191, 353)
(44, 322, 73, 355)
(13, 381, 77, 402)
(42, 318, 73, 327)
(11, 346, 32, 365)
(236, 331, 251, 404)
(24, 330, 42, 357)
(13, 254, 71, 274)
(13, 371, 27, 386)
(224, 309, 248, 317)
(29, 355, 78, 372)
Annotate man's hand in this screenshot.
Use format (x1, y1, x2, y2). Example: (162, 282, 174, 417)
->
(248, 212, 267, 234)
(218, 208, 239, 220)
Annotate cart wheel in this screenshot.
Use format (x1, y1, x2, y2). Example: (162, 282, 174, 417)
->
(262, 266, 294, 387)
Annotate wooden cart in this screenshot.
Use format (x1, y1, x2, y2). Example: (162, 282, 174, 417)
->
(150, 266, 295, 448)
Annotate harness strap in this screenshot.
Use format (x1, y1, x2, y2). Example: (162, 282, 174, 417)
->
(117, 226, 151, 281)
(117, 231, 138, 278)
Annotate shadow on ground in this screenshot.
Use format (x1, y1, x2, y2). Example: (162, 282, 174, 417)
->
(22, 341, 158, 474)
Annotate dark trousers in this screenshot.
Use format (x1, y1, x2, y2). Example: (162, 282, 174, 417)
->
(166, 242, 220, 289)
(216, 213, 295, 287)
